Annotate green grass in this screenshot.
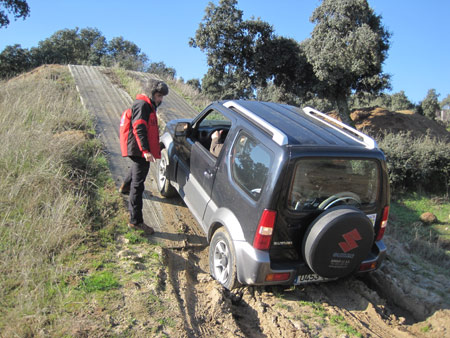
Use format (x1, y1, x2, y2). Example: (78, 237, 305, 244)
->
(298, 300, 361, 337)
(421, 324, 431, 333)
(79, 270, 120, 292)
(389, 193, 450, 272)
(111, 67, 142, 99)
(330, 315, 362, 337)
(124, 229, 147, 244)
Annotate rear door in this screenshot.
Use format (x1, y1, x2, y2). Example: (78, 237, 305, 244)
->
(210, 129, 276, 242)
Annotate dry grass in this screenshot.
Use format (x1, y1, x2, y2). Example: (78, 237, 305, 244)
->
(164, 76, 211, 112)
(0, 65, 107, 335)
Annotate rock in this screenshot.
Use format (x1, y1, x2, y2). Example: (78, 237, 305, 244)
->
(419, 212, 437, 224)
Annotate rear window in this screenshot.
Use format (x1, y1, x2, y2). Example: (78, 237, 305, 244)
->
(288, 158, 379, 211)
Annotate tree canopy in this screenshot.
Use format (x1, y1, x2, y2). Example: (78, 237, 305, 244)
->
(191, 0, 391, 120)
(0, 0, 29, 28)
(0, 27, 170, 78)
(190, 0, 275, 99)
(421, 89, 440, 120)
(304, 0, 391, 122)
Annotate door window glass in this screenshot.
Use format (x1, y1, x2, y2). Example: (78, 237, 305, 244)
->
(195, 110, 231, 155)
(231, 132, 272, 200)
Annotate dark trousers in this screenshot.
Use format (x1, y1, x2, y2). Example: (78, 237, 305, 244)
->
(123, 156, 150, 224)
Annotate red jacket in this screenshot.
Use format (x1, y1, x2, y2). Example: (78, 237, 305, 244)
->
(120, 94, 161, 159)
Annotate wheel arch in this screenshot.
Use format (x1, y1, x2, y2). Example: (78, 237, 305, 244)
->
(206, 207, 245, 243)
(160, 132, 173, 154)
(159, 132, 176, 182)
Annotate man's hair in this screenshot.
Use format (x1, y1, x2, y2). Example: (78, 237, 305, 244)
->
(143, 79, 169, 97)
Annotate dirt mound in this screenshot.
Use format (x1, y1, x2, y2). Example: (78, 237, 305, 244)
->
(349, 107, 450, 141)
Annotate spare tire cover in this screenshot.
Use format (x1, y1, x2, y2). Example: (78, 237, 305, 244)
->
(302, 206, 374, 278)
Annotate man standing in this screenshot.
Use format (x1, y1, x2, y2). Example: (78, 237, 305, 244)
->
(119, 79, 169, 233)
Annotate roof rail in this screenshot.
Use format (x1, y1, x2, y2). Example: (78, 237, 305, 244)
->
(303, 107, 378, 149)
(223, 101, 288, 146)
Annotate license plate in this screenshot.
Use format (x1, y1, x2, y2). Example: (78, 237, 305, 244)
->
(294, 273, 327, 284)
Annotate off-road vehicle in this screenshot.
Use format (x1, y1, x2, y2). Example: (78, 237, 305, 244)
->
(157, 100, 390, 289)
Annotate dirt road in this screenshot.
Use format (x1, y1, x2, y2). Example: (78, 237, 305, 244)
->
(69, 65, 449, 337)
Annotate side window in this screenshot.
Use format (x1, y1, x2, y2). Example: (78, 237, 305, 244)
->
(231, 132, 273, 200)
(196, 110, 231, 156)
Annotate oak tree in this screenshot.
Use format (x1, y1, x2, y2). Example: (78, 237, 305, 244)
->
(0, 0, 29, 28)
(305, 0, 391, 123)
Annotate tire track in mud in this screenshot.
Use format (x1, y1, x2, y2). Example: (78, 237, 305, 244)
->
(70, 65, 449, 338)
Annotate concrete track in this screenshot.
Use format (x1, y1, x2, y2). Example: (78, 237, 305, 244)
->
(69, 65, 203, 247)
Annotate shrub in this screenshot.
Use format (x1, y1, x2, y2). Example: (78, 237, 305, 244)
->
(379, 131, 450, 194)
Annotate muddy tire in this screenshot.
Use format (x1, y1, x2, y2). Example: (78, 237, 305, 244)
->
(302, 206, 374, 279)
(209, 228, 239, 290)
(157, 148, 176, 197)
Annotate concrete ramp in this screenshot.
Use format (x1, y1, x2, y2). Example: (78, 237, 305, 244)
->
(69, 65, 205, 247)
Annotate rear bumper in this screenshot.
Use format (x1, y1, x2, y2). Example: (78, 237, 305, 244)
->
(234, 240, 387, 285)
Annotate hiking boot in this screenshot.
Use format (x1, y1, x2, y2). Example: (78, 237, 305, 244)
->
(119, 182, 130, 194)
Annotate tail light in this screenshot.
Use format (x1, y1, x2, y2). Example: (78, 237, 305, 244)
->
(265, 273, 291, 282)
(376, 206, 389, 241)
(253, 209, 276, 250)
(359, 261, 378, 272)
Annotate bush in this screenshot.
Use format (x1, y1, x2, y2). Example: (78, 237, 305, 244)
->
(379, 131, 450, 194)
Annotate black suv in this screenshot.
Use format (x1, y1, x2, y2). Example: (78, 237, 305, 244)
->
(157, 100, 390, 289)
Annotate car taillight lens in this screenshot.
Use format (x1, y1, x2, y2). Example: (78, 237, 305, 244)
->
(265, 273, 291, 282)
(359, 261, 378, 272)
(376, 206, 389, 241)
(253, 209, 276, 250)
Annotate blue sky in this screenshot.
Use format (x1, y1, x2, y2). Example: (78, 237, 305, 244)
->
(1, 0, 449, 104)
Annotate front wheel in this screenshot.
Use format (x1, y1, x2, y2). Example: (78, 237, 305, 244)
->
(209, 228, 239, 290)
(156, 148, 176, 197)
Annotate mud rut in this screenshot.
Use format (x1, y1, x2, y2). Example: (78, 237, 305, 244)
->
(69, 65, 449, 337)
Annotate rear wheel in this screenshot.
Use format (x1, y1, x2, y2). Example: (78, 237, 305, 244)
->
(157, 148, 176, 197)
(209, 228, 239, 290)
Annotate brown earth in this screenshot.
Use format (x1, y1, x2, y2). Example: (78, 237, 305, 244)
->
(349, 107, 450, 141)
(97, 192, 449, 337)
(68, 65, 449, 337)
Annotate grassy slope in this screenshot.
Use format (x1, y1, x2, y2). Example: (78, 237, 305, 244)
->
(0, 66, 172, 336)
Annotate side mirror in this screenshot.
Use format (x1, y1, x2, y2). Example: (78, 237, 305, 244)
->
(175, 122, 190, 137)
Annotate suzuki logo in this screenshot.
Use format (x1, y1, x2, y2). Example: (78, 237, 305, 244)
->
(339, 229, 362, 253)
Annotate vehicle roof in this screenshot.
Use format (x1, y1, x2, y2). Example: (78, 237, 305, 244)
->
(220, 100, 378, 150)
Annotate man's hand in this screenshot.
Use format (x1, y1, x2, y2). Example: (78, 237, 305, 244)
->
(211, 130, 223, 140)
(144, 152, 155, 162)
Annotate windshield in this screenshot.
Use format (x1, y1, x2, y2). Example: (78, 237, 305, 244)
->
(288, 158, 379, 211)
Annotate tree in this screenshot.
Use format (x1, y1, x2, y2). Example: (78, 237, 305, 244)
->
(0, 0, 29, 28)
(191, 0, 318, 101)
(441, 94, 450, 109)
(421, 89, 440, 120)
(0, 44, 31, 77)
(390, 91, 413, 111)
(190, 0, 275, 99)
(32, 28, 85, 65)
(304, 0, 391, 123)
(102, 36, 148, 71)
(147, 61, 176, 78)
(0, 27, 151, 79)
(79, 27, 108, 65)
(186, 78, 201, 91)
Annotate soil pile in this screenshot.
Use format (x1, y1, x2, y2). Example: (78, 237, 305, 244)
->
(349, 107, 450, 141)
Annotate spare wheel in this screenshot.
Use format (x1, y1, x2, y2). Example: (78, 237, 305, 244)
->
(302, 206, 374, 279)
